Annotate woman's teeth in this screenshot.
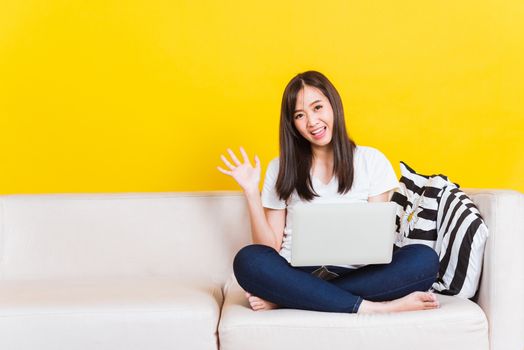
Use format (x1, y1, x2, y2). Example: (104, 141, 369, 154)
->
(311, 127, 326, 135)
(311, 127, 327, 139)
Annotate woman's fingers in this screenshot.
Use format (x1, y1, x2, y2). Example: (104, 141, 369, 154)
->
(220, 154, 235, 170)
(219, 147, 259, 178)
(239, 146, 252, 167)
(227, 148, 242, 166)
(217, 166, 232, 175)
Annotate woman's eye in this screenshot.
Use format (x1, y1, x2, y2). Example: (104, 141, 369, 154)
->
(315, 105, 323, 110)
(295, 114, 303, 119)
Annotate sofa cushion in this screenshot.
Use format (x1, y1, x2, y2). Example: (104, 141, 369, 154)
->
(391, 163, 489, 298)
(0, 278, 222, 350)
(391, 161, 456, 247)
(432, 186, 489, 298)
(219, 276, 489, 350)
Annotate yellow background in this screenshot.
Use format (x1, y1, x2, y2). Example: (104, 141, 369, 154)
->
(1, 0, 523, 194)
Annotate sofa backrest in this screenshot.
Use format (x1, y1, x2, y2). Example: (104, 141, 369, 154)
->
(1, 189, 522, 299)
(0, 192, 252, 285)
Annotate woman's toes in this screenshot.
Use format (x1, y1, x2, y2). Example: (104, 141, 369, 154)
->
(422, 293, 440, 309)
(243, 292, 278, 311)
(247, 296, 261, 309)
(424, 301, 440, 309)
(251, 301, 262, 310)
(417, 291, 436, 302)
(425, 293, 439, 305)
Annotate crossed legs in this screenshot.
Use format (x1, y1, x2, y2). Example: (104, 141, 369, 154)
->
(233, 244, 440, 313)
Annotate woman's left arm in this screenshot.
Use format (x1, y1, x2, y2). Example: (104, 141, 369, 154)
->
(368, 189, 395, 202)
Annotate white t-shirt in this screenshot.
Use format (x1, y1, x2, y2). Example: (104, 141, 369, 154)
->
(261, 145, 400, 269)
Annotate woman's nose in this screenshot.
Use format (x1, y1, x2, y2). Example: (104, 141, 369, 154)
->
(307, 115, 320, 127)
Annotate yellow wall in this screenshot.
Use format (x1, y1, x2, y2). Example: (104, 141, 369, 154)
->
(1, 0, 523, 194)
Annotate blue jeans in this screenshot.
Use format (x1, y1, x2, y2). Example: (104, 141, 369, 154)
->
(233, 243, 440, 313)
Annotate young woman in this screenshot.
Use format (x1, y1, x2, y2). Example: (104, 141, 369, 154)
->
(217, 71, 440, 314)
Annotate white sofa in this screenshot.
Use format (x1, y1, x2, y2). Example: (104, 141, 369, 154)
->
(0, 189, 522, 350)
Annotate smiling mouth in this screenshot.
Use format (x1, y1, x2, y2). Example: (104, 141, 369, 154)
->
(311, 127, 326, 135)
(311, 127, 327, 139)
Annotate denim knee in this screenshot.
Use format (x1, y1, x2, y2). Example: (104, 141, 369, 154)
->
(403, 244, 440, 278)
(233, 244, 275, 282)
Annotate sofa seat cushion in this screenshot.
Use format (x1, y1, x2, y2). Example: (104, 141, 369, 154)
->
(219, 276, 489, 350)
(0, 278, 222, 350)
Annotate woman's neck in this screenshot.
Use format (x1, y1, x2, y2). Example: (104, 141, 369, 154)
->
(311, 145, 334, 169)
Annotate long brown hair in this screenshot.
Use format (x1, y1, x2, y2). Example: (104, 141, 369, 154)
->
(275, 71, 357, 202)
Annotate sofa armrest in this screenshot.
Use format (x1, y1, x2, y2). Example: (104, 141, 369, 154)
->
(464, 189, 524, 350)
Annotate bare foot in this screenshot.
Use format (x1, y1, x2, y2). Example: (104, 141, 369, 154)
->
(357, 291, 440, 314)
(245, 292, 279, 311)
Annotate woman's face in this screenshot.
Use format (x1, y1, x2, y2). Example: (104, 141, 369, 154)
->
(293, 85, 334, 148)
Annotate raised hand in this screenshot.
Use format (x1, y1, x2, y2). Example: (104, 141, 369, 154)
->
(217, 147, 261, 193)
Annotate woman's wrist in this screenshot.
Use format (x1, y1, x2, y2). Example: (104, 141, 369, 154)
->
(243, 187, 260, 199)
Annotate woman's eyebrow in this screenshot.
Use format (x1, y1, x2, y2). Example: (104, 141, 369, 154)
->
(294, 99, 322, 113)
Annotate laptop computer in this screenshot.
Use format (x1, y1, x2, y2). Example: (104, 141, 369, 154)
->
(290, 202, 397, 266)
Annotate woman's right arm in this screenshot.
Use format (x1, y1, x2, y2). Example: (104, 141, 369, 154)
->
(244, 189, 285, 251)
(218, 147, 285, 251)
